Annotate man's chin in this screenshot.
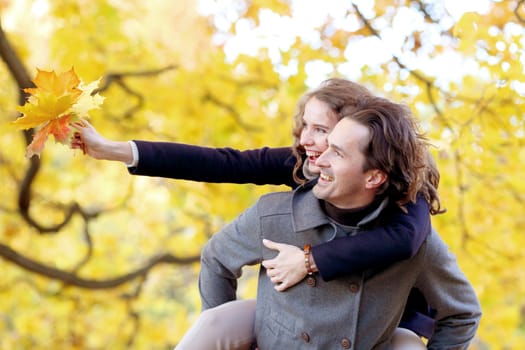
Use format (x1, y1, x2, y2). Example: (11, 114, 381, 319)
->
(312, 184, 326, 200)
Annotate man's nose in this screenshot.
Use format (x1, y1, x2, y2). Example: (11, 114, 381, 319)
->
(315, 149, 329, 167)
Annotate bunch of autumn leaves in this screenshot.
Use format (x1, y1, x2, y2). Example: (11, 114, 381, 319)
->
(12, 68, 104, 158)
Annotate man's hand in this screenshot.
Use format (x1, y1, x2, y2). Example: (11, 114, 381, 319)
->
(261, 239, 307, 292)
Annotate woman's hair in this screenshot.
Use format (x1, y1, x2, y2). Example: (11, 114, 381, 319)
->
(339, 96, 444, 214)
(420, 149, 445, 215)
(291, 78, 444, 214)
(291, 78, 374, 184)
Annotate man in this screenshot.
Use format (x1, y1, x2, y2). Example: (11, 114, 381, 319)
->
(199, 96, 481, 349)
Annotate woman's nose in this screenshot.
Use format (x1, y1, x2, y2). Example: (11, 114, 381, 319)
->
(300, 129, 313, 146)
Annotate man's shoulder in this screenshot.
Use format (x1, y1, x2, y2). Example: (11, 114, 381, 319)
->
(255, 183, 319, 218)
(256, 190, 294, 215)
(423, 228, 455, 262)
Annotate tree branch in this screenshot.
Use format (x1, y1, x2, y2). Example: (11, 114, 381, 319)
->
(0, 242, 200, 289)
(94, 65, 178, 119)
(203, 90, 262, 132)
(0, 20, 33, 101)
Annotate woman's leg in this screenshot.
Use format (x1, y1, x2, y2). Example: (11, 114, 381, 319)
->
(176, 299, 256, 350)
(391, 328, 427, 350)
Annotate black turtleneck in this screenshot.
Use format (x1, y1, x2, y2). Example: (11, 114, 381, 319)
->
(321, 199, 382, 227)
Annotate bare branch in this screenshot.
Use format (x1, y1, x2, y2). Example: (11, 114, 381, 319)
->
(203, 91, 262, 132)
(410, 0, 439, 24)
(94, 65, 178, 119)
(352, 3, 433, 85)
(70, 221, 94, 273)
(0, 20, 33, 102)
(93, 65, 178, 94)
(121, 277, 145, 348)
(0, 242, 200, 289)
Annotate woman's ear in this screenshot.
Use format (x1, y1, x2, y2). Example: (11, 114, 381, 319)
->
(365, 169, 387, 189)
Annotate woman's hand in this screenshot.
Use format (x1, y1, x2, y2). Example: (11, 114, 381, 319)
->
(262, 239, 308, 292)
(70, 119, 108, 158)
(70, 119, 133, 163)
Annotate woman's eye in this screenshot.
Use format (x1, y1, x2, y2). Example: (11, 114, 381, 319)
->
(315, 127, 327, 134)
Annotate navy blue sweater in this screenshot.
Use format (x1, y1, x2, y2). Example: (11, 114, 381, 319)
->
(129, 141, 435, 337)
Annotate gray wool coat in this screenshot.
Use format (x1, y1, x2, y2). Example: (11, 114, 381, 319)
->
(199, 184, 482, 350)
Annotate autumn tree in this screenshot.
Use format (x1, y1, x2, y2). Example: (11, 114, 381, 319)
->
(0, 1, 524, 349)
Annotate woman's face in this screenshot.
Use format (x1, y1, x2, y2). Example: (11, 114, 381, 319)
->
(299, 97, 339, 175)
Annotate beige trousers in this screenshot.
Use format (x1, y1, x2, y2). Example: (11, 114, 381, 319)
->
(176, 299, 256, 350)
(175, 299, 426, 350)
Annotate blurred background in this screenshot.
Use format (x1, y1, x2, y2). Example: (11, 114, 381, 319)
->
(0, 0, 524, 348)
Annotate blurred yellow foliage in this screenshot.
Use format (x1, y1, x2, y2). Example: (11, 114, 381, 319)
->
(1, 1, 524, 349)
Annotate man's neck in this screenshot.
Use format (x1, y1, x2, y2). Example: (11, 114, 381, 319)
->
(322, 199, 381, 227)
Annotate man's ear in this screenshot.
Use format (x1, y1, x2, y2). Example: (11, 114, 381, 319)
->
(365, 170, 387, 189)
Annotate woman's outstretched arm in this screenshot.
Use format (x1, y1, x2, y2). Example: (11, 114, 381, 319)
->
(130, 140, 296, 187)
(71, 119, 297, 187)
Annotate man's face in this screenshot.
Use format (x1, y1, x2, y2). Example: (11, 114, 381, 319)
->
(312, 118, 383, 209)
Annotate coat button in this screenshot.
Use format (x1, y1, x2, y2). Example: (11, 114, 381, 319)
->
(341, 338, 352, 348)
(301, 332, 310, 343)
(306, 276, 316, 287)
(349, 282, 360, 293)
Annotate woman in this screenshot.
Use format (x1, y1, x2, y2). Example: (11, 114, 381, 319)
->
(71, 78, 441, 349)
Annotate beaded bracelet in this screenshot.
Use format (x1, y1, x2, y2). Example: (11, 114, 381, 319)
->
(303, 244, 314, 275)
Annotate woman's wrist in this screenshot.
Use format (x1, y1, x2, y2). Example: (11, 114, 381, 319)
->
(99, 140, 133, 163)
(112, 141, 133, 164)
(303, 244, 319, 275)
(309, 252, 318, 273)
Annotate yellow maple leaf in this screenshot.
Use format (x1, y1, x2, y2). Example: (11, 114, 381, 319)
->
(72, 79, 105, 118)
(12, 68, 104, 158)
(24, 67, 82, 98)
(14, 93, 77, 129)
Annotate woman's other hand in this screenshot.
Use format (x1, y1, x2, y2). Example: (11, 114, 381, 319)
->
(262, 239, 311, 292)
